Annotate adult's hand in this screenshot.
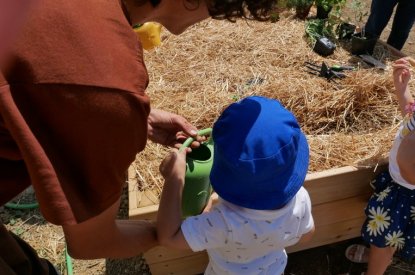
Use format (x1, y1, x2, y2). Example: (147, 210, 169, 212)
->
(147, 108, 202, 149)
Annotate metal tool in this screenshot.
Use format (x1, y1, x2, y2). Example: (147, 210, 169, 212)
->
(358, 54, 386, 70)
(304, 61, 348, 82)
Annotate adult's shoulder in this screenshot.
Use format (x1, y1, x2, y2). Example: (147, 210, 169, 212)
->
(5, 0, 147, 93)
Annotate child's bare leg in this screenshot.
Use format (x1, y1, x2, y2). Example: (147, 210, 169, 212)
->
(366, 245, 395, 275)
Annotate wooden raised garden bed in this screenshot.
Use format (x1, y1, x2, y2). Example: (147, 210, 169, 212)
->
(127, 14, 408, 275)
(129, 161, 387, 275)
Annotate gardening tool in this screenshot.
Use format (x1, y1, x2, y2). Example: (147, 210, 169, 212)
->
(330, 64, 356, 71)
(304, 61, 349, 82)
(179, 128, 214, 218)
(358, 54, 386, 70)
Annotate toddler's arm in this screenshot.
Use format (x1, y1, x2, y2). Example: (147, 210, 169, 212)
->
(157, 149, 191, 250)
(397, 132, 415, 184)
(296, 226, 315, 245)
(393, 58, 415, 185)
(392, 58, 414, 116)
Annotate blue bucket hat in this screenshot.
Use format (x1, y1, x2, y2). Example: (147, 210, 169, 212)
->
(210, 96, 309, 210)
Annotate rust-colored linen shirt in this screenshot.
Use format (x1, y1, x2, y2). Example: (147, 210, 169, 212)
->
(0, 0, 150, 225)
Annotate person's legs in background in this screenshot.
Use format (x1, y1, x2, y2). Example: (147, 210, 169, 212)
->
(387, 0, 415, 50)
(364, 0, 397, 37)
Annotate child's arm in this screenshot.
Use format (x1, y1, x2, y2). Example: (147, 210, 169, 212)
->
(397, 132, 415, 184)
(157, 149, 191, 250)
(392, 58, 414, 116)
(296, 225, 315, 245)
(392, 58, 415, 185)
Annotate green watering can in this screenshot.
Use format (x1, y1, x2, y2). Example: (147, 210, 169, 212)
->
(179, 128, 214, 218)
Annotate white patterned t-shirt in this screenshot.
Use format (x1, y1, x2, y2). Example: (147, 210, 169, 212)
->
(181, 187, 314, 275)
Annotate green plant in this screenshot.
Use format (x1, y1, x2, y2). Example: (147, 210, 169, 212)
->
(315, 0, 346, 13)
(286, 0, 313, 8)
(268, 0, 287, 22)
(276, 0, 289, 9)
(348, 0, 369, 37)
(286, 0, 314, 19)
(305, 18, 336, 45)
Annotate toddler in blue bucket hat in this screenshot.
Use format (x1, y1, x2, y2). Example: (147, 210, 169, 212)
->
(157, 96, 315, 275)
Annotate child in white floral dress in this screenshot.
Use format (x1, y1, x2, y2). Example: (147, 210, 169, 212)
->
(360, 57, 415, 275)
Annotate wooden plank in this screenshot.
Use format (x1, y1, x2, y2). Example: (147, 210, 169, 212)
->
(128, 165, 139, 218)
(128, 164, 160, 218)
(130, 204, 159, 221)
(287, 195, 370, 253)
(288, 216, 366, 253)
(129, 163, 385, 219)
(377, 40, 406, 58)
(144, 247, 197, 265)
(148, 252, 208, 275)
(312, 193, 370, 226)
(304, 163, 385, 205)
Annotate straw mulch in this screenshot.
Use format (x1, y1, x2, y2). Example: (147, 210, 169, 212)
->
(131, 14, 413, 202)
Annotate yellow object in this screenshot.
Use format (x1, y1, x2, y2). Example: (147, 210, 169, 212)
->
(406, 57, 415, 67)
(133, 22, 162, 50)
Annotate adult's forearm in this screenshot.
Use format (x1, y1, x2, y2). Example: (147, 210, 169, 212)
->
(63, 199, 158, 260)
(112, 219, 158, 258)
(66, 219, 157, 259)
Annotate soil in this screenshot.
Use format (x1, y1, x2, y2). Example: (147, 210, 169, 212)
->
(1, 2, 414, 275)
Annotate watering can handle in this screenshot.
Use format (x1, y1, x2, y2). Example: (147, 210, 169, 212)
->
(179, 128, 212, 152)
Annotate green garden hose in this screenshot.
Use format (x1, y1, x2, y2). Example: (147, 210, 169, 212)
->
(5, 202, 39, 210)
(65, 246, 73, 275)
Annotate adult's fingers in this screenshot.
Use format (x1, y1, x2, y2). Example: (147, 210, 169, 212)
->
(173, 116, 198, 137)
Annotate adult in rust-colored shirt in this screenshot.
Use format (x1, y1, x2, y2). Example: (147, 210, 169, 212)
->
(0, 0, 275, 274)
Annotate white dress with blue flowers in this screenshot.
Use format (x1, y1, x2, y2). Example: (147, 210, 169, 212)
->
(361, 114, 415, 260)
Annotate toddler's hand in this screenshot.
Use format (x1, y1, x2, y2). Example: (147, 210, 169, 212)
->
(159, 149, 187, 182)
(392, 58, 412, 94)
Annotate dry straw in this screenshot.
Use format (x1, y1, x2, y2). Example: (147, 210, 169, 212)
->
(133, 16, 412, 201)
